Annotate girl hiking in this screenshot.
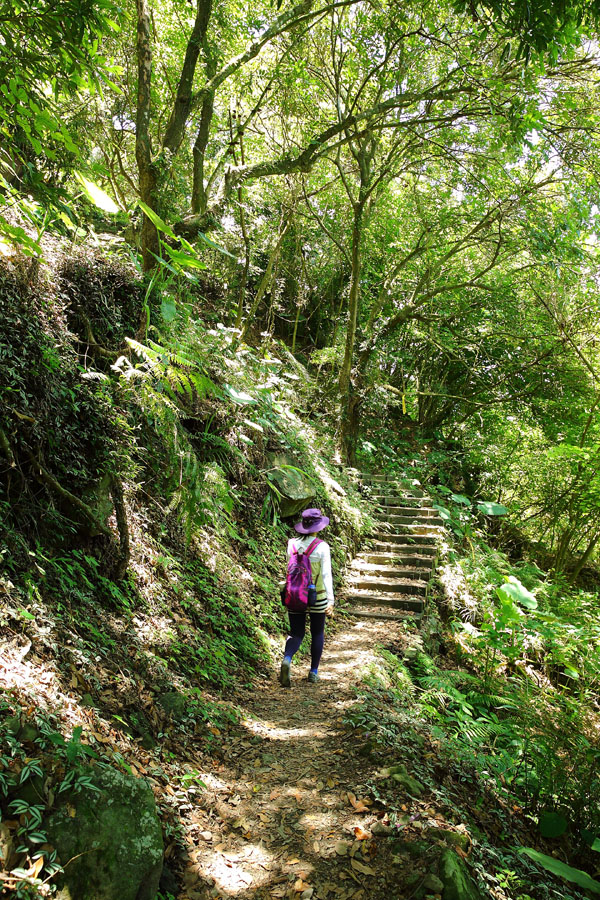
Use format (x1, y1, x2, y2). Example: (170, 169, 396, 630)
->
(279, 508, 334, 687)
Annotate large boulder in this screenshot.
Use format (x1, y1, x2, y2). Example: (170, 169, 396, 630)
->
(439, 848, 484, 900)
(267, 455, 316, 519)
(46, 764, 163, 900)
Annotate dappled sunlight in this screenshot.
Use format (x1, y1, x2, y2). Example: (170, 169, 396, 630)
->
(297, 809, 338, 832)
(244, 718, 328, 741)
(199, 842, 275, 894)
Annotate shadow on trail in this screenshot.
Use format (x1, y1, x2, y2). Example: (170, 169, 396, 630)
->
(184, 619, 412, 900)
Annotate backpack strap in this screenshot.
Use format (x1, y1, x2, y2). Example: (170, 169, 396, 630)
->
(305, 537, 322, 557)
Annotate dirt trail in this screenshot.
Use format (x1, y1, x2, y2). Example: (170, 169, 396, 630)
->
(184, 616, 416, 900)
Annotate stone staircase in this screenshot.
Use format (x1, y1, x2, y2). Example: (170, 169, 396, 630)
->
(344, 473, 444, 623)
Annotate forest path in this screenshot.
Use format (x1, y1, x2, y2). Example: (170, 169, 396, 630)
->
(184, 615, 423, 900)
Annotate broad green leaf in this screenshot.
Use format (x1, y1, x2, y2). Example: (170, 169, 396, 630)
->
(519, 848, 600, 894)
(75, 172, 119, 213)
(497, 576, 537, 609)
(196, 232, 236, 259)
(163, 243, 206, 270)
(243, 419, 264, 432)
(477, 501, 508, 516)
(539, 811, 568, 838)
(224, 384, 258, 405)
(138, 201, 176, 239)
(161, 297, 177, 322)
(450, 493, 471, 506)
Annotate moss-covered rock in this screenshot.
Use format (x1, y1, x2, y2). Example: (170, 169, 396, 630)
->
(427, 827, 470, 850)
(439, 849, 483, 900)
(46, 764, 163, 900)
(157, 690, 187, 720)
(267, 454, 316, 518)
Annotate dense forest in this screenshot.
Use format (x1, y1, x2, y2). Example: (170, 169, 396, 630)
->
(2, 0, 600, 899)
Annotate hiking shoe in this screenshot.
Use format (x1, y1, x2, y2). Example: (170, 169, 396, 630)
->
(279, 659, 291, 687)
(307, 671, 320, 684)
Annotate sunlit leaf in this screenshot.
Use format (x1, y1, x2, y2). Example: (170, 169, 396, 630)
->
(451, 493, 471, 506)
(497, 576, 537, 609)
(224, 384, 258, 405)
(161, 297, 177, 322)
(75, 172, 119, 213)
(138, 201, 176, 239)
(477, 501, 508, 516)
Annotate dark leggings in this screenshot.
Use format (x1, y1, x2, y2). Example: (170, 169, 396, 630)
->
(284, 612, 326, 671)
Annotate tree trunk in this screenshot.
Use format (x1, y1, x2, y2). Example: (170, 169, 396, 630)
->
(338, 199, 364, 463)
(237, 214, 291, 343)
(135, 0, 159, 272)
(191, 45, 217, 216)
(569, 531, 599, 583)
(162, 0, 213, 155)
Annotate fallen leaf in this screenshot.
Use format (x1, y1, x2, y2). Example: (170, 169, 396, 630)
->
(270, 788, 281, 800)
(351, 859, 376, 876)
(27, 856, 44, 878)
(348, 793, 370, 813)
(335, 841, 350, 856)
(353, 826, 370, 841)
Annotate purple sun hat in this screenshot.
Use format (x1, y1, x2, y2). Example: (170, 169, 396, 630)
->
(294, 508, 330, 534)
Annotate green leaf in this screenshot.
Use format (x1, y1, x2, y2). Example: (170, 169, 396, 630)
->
(519, 848, 600, 894)
(18, 608, 35, 620)
(224, 384, 258, 405)
(163, 243, 207, 270)
(196, 232, 236, 259)
(477, 501, 508, 516)
(497, 576, 537, 610)
(75, 173, 119, 213)
(160, 298, 177, 322)
(539, 811, 568, 838)
(138, 201, 175, 239)
(450, 493, 471, 506)
(243, 419, 264, 432)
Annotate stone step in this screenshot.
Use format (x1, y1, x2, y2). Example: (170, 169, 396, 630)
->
(381, 523, 444, 536)
(373, 530, 440, 544)
(373, 492, 426, 503)
(349, 576, 428, 595)
(342, 608, 422, 623)
(377, 499, 424, 509)
(361, 473, 418, 484)
(367, 542, 438, 554)
(345, 591, 425, 612)
(382, 514, 444, 527)
(372, 534, 438, 548)
(359, 551, 436, 568)
(350, 561, 430, 580)
(377, 506, 439, 517)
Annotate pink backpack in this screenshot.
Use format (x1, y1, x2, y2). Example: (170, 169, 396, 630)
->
(284, 538, 321, 612)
